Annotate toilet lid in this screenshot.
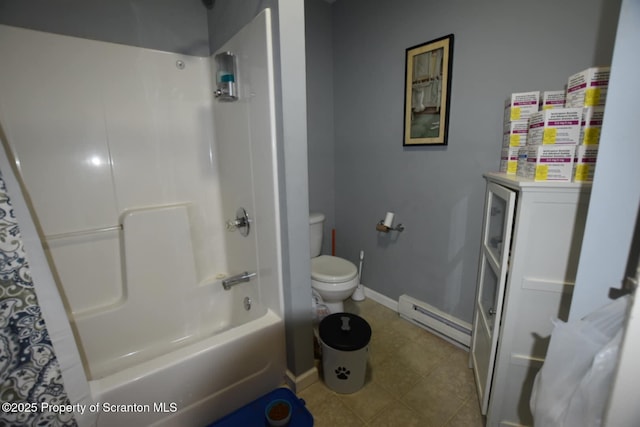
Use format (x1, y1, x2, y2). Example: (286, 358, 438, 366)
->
(311, 255, 358, 283)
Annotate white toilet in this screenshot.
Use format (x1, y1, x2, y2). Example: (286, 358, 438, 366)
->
(309, 213, 359, 313)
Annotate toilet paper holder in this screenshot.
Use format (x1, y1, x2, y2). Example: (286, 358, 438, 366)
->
(376, 220, 405, 233)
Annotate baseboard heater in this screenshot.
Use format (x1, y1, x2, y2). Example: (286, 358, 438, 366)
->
(398, 294, 471, 349)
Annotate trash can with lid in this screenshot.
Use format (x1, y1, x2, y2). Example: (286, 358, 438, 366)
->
(319, 312, 372, 394)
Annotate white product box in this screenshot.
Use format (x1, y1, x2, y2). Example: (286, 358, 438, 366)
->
(540, 90, 566, 110)
(500, 147, 520, 174)
(573, 145, 599, 182)
(524, 146, 576, 182)
(565, 67, 610, 107)
(504, 91, 540, 122)
(502, 119, 529, 147)
(579, 106, 605, 145)
(527, 107, 582, 146)
(516, 147, 528, 177)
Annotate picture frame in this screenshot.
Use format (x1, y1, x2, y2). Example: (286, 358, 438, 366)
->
(403, 34, 454, 146)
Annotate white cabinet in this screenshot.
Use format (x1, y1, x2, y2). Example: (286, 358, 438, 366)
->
(470, 172, 591, 426)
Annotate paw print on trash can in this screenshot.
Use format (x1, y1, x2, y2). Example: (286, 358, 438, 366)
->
(335, 366, 350, 380)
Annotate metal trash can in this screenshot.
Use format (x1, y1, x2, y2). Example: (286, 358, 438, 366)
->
(319, 312, 372, 394)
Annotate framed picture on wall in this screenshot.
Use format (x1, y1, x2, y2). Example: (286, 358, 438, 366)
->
(403, 34, 454, 146)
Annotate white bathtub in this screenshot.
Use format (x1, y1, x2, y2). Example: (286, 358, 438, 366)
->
(70, 206, 287, 426)
(89, 306, 285, 427)
(0, 10, 287, 427)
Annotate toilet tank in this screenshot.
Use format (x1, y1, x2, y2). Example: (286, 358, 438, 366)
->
(309, 212, 325, 258)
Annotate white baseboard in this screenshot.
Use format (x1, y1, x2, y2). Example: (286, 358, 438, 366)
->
(284, 366, 318, 393)
(362, 286, 398, 312)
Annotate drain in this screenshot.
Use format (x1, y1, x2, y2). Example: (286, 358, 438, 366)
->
(243, 297, 252, 311)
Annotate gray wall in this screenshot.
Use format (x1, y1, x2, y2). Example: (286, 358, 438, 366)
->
(324, 0, 621, 323)
(276, 0, 316, 381)
(305, 0, 335, 252)
(207, 0, 276, 52)
(569, 0, 640, 321)
(0, 0, 209, 56)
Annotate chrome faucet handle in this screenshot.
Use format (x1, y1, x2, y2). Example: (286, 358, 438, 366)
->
(226, 207, 251, 237)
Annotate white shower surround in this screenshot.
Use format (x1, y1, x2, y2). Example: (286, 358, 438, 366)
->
(0, 9, 284, 426)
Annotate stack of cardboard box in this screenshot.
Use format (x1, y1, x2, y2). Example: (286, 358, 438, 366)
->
(499, 66, 609, 182)
(567, 67, 610, 182)
(500, 91, 539, 175)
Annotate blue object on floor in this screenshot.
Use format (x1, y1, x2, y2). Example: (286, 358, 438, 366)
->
(208, 387, 313, 426)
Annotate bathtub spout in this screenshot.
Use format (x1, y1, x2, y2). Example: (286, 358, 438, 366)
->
(222, 271, 256, 290)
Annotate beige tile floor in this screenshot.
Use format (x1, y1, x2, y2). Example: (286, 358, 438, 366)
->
(298, 298, 484, 427)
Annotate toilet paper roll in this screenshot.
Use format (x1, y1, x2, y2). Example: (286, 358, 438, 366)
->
(383, 212, 395, 228)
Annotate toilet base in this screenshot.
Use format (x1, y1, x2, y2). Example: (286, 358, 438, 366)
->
(323, 300, 345, 314)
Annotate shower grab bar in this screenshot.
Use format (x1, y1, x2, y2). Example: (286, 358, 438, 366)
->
(222, 271, 256, 290)
(46, 224, 122, 241)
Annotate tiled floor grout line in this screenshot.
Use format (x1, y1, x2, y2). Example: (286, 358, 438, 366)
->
(441, 395, 474, 427)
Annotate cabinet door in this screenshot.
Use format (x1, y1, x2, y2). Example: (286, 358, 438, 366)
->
(471, 182, 517, 414)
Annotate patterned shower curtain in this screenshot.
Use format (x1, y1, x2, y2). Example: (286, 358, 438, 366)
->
(0, 169, 77, 427)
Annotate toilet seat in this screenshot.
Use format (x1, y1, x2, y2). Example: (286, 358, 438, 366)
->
(311, 255, 357, 283)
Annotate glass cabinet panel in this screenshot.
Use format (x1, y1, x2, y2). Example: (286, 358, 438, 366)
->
(479, 259, 499, 333)
(471, 181, 517, 415)
(486, 193, 507, 264)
